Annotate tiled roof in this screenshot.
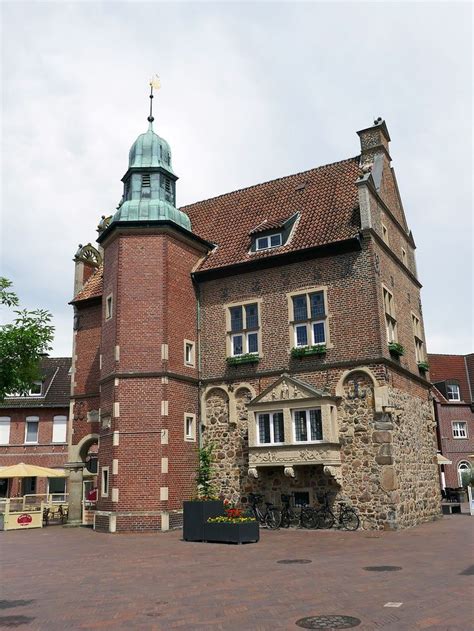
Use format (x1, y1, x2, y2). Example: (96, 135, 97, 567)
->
(72, 157, 362, 301)
(0, 357, 71, 409)
(428, 354, 472, 403)
(183, 156, 362, 273)
(249, 214, 294, 235)
(72, 266, 103, 303)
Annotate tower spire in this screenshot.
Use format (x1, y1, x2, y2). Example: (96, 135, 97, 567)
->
(148, 74, 161, 125)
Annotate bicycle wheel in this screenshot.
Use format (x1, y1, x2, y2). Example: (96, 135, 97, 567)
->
(300, 508, 317, 529)
(314, 508, 335, 529)
(340, 508, 360, 531)
(280, 509, 291, 528)
(265, 508, 281, 530)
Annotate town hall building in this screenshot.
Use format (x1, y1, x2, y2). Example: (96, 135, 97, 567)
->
(67, 104, 441, 532)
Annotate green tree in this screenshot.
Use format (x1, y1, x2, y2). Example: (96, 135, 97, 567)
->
(0, 277, 54, 401)
(196, 443, 216, 499)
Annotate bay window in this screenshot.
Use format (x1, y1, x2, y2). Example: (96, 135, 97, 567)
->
(293, 409, 323, 442)
(257, 411, 284, 444)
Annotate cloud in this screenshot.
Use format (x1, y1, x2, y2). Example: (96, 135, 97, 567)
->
(1, 1, 472, 355)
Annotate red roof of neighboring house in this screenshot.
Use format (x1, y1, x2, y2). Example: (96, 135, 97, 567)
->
(183, 156, 362, 272)
(428, 354, 472, 403)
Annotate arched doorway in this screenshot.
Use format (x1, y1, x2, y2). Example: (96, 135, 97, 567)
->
(457, 461, 472, 487)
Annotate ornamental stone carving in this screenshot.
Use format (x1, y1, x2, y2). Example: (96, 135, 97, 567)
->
(284, 466, 296, 478)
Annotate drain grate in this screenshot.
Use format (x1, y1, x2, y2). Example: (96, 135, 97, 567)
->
(460, 565, 474, 575)
(295, 615, 361, 629)
(363, 566, 402, 572)
(277, 559, 312, 564)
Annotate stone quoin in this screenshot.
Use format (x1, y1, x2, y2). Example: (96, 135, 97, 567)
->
(68, 108, 441, 532)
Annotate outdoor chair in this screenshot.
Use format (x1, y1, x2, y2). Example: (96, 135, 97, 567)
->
(42, 507, 50, 527)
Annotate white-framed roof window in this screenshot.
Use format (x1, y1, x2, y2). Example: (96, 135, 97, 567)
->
(446, 383, 461, 401)
(256, 233, 282, 251)
(29, 381, 43, 396)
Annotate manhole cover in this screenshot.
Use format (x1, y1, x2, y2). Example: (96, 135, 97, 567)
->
(460, 565, 474, 575)
(363, 566, 402, 572)
(295, 615, 361, 629)
(277, 559, 312, 564)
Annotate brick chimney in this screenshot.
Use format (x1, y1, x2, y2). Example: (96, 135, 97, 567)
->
(357, 117, 391, 169)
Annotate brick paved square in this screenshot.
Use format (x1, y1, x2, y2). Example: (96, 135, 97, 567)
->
(0, 514, 472, 630)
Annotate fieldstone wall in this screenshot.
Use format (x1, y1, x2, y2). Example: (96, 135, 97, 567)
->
(202, 368, 441, 530)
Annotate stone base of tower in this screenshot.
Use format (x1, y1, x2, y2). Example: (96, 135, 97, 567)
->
(93, 510, 184, 533)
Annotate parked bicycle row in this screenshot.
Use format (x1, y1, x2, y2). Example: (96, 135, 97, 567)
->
(247, 492, 360, 531)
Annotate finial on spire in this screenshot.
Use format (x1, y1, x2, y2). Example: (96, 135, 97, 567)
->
(148, 74, 161, 124)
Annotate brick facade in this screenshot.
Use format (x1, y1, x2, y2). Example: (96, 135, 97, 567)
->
(68, 117, 441, 532)
(429, 353, 474, 488)
(0, 357, 71, 497)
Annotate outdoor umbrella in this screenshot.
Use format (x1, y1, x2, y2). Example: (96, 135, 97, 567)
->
(0, 463, 66, 478)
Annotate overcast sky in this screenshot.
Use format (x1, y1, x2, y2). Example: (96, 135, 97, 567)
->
(1, 1, 472, 357)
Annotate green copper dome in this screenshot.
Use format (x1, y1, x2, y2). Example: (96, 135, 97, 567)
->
(110, 121, 192, 232)
(128, 122, 176, 175)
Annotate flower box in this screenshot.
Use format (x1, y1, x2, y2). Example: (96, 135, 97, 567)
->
(226, 354, 260, 366)
(388, 342, 404, 357)
(203, 520, 259, 544)
(182, 500, 224, 541)
(291, 345, 326, 358)
(418, 361, 429, 372)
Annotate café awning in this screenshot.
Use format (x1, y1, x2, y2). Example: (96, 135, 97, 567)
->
(0, 463, 66, 478)
(436, 454, 452, 465)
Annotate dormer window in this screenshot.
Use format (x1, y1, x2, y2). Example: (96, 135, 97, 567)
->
(256, 233, 282, 251)
(29, 381, 42, 396)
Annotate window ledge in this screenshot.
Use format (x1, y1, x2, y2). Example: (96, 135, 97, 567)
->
(226, 354, 260, 366)
(291, 345, 327, 358)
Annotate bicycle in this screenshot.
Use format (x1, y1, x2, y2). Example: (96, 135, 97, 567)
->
(280, 494, 316, 529)
(314, 493, 360, 531)
(248, 493, 281, 529)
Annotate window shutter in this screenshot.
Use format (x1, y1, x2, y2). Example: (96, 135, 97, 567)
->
(0, 418, 10, 445)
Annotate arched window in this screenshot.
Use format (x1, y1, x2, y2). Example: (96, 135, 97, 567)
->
(457, 461, 472, 487)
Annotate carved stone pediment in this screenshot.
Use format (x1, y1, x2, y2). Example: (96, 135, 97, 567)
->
(248, 373, 332, 406)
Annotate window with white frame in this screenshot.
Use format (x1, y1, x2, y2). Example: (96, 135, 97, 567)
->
(256, 233, 282, 251)
(228, 302, 260, 356)
(29, 381, 42, 396)
(184, 414, 196, 441)
(25, 417, 39, 444)
(257, 411, 284, 444)
(383, 287, 397, 343)
(101, 467, 109, 497)
(52, 415, 67, 443)
(412, 314, 424, 363)
(293, 408, 323, 442)
(105, 294, 113, 320)
(0, 417, 11, 445)
(184, 340, 195, 367)
(452, 421, 467, 439)
(291, 291, 326, 347)
(446, 382, 461, 401)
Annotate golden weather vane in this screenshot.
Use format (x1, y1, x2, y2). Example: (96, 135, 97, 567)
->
(148, 74, 161, 123)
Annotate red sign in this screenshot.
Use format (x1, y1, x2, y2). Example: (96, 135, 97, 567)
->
(17, 513, 33, 526)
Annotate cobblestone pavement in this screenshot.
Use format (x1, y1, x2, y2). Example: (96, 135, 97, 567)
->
(0, 513, 473, 630)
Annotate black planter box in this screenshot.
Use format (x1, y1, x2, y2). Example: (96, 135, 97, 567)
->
(182, 500, 224, 541)
(203, 521, 260, 544)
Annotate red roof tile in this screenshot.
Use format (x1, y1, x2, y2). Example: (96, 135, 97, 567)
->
(428, 354, 472, 403)
(72, 266, 103, 303)
(182, 157, 362, 272)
